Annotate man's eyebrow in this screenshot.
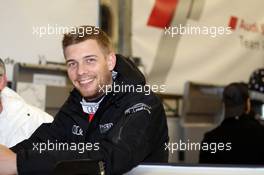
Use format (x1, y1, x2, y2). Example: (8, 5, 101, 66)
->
(65, 55, 98, 64)
(83, 55, 97, 59)
(66, 59, 75, 64)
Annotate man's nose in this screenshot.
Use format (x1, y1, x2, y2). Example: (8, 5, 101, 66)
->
(77, 63, 86, 75)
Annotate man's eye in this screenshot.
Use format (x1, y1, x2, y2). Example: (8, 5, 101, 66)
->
(85, 58, 96, 63)
(67, 62, 77, 68)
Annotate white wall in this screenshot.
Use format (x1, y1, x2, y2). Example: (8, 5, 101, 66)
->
(0, 0, 99, 80)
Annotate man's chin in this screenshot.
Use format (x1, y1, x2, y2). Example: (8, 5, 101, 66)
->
(80, 91, 102, 101)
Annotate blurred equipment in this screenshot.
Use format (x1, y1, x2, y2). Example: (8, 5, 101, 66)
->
(181, 81, 224, 163)
(12, 63, 72, 116)
(181, 81, 224, 126)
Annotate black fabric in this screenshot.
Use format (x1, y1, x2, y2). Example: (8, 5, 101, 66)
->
(223, 82, 249, 118)
(199, 113, 264, 164)
(11, 54, 169, 175)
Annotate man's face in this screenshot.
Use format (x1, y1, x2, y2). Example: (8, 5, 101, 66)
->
(64, 39, 116, 100)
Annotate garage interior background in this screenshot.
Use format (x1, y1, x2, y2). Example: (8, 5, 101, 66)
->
(1, 0, 264, 164)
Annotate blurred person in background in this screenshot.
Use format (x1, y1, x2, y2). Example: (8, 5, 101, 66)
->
(248, 68, 264, 123)
(0, 58, 53, 147)
(199, 82, 264, 164)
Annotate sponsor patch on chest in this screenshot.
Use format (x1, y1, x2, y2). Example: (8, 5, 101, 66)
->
(72, 125, 83, 136)
(124, 103, 152, 115)
(99, 123, 114, 134)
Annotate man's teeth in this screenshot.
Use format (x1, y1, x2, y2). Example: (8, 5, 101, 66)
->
(79, 79, 93, 84)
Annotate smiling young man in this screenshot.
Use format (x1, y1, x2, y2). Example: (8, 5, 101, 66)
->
(0, 26, 169, 175)
(65, 39, 115, 100)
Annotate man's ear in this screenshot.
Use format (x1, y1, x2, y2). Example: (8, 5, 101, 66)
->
(0, 75, 7, 91)
(107, 52, 116, 71)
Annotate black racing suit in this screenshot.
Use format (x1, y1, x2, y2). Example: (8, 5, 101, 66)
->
(11, 54, 169, 175)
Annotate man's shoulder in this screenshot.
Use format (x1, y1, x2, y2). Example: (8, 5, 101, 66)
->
(2, 87, 23, 99)
(118, 89, 162, 106)
(203, 125, 227, 141)
(1, 87, 25, 106)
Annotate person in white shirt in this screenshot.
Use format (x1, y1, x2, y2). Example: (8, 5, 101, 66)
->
(0, 59, 53, 147)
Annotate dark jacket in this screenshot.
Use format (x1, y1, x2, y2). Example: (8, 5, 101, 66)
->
(199, 113, 264, 164)
(11, 54, 169, 175)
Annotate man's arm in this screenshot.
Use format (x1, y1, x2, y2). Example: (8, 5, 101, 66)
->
(14, 95, 168, 175)
(99, 98, 169, 174)
(0, 144, 17, 175)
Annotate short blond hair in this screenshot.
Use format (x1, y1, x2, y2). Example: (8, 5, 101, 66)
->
(62, 25, 113, 56)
